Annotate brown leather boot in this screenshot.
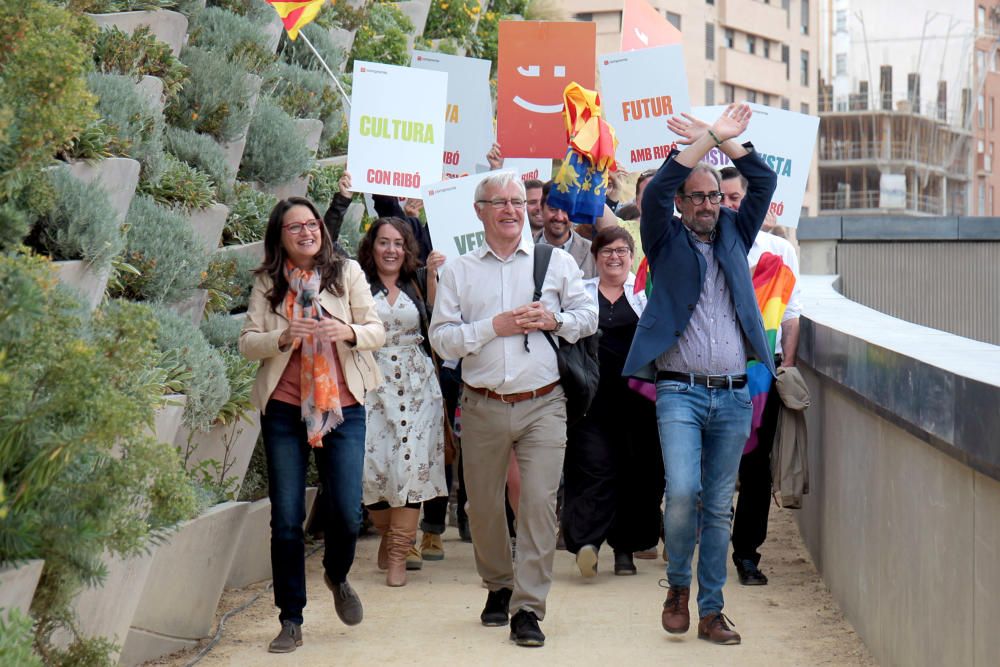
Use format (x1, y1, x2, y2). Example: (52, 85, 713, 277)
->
(661, 585, 691, 634)
(368, 509, 390, 571)
(698, 612, 741, 645)
(386, 507, 419, 587)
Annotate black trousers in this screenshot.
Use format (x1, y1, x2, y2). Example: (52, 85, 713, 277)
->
(421, 363, 462, 533)
(731, 376, 783, 564)
(561, 392, 663, 554)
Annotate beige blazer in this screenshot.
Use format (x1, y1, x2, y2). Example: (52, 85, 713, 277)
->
(239, 259, 385, 413)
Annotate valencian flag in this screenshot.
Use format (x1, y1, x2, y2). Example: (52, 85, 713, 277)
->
(744, 251, 796, 454)
(547, 83, 618, 225)
(265, 0, 326, 40)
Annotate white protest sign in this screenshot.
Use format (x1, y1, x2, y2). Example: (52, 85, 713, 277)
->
(598, 45, 690, 171)
(422, 170, 533, 256)
(347, 61, 448, 198)
(502, 158, 552, 182)
(411, 50, 494, 180)
(691, 104, 819, 228)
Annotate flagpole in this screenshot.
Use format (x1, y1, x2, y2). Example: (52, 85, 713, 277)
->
(299, 31, 351, 111)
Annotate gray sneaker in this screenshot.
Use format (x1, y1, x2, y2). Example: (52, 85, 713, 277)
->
(325, 574, 363, 625)
(267, 620, 302, 653)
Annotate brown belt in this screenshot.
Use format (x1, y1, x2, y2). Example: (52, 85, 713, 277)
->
(465, 381, 559, 404)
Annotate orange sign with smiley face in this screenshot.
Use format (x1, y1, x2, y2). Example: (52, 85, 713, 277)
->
(497, 21, 596, 158)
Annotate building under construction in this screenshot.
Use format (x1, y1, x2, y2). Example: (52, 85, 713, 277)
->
(817, 67, 972, 216)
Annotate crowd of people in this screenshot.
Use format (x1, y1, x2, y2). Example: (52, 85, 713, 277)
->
(239, 103, 801, 653)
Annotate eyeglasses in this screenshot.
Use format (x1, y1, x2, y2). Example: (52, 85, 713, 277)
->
(283, 219, 322, 235)
(476, 198, 526, 209)
(681, 191, 724, 205)
(598, 246, 631, 258)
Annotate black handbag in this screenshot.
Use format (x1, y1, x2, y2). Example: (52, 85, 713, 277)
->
(532, 244, 600, 425)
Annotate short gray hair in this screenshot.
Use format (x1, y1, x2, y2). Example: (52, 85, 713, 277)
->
(474, 172, 525, 204)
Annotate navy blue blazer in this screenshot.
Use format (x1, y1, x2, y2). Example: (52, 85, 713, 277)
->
(623, 147, 778, 378)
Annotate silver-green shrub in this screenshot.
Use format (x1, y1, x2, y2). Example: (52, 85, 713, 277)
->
(238, 96, 314, 186)
(164, 126, 235, 196)
(188, 6, 276, 74)
(31, 168, 123, 268)
(222, 181, 276, 244)
(87, 72, 166, 183)
(139, 152, 217, 210)
(167, 46, 258, 142)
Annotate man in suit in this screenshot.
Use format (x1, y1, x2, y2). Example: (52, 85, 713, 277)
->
(622, 104, 777, 645)
(534, 181, 598, 279)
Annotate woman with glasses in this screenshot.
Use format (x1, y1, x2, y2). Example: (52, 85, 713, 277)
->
(240, 197, 384, 653)
(356, 216, 450, 587)
(561, 226, 665, 578)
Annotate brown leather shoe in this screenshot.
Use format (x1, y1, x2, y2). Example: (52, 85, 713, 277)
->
(698, 612, 741, 645)
(660, 585, 690, 634)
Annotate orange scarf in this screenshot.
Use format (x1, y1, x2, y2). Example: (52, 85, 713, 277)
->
(284, 260, 342, 446)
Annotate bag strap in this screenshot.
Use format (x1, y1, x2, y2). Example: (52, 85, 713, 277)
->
(531, 245, 560, 354)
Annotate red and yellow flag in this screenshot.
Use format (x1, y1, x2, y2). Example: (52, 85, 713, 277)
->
(265, 0, 327, 40)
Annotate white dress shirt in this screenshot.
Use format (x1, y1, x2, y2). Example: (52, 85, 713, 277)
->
(747, 231, 802, 356)
(429, 236, 598, 394)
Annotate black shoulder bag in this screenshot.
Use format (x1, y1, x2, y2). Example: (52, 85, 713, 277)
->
(532, 244, 600, 425)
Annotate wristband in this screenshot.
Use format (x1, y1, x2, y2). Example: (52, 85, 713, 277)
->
(707, 129, 723, 146)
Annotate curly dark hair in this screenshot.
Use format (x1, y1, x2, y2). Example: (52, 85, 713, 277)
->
(256, 196, 345, 313)
(356, 217, 421, 286)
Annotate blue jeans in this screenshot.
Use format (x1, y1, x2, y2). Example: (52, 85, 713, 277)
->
(262, 399, 366, 625)
(656, 380, 752, 617)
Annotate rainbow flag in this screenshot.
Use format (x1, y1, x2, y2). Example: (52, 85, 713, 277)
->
(743, 251, 795, 454)
(265, 0, 326, 40)
(634, 255, 652, 297)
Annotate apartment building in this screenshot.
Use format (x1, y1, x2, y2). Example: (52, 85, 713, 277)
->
(973, 1, 1000, 215)
(560, 0, 821, 216)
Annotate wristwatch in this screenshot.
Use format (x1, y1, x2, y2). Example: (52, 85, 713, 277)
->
(552, 312, 564, 332)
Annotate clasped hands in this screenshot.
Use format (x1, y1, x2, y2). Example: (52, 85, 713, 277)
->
(280, 316, 355, 348)
(493, 302, 558, 336)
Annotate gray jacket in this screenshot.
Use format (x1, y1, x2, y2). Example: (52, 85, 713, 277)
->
(772, 366, 810, 508)
(533, 230, 597, 279)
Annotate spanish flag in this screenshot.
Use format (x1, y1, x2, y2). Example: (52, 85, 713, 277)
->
(266, 0, 326, 40)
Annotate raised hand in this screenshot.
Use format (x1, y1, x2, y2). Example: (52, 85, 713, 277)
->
(338, 172, 354, 199)
(403, 198, 423, 218)
(486, 142, 504, 170)
(425, 250, 446, 273)
(711, 103, 752, 142)
(667, 112, 711, 146)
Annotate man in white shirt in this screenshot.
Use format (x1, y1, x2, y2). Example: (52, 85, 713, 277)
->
(429, 172, 598, 648)
(720, 166, 801, 587)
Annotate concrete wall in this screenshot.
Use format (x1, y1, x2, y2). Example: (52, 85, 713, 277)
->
(796, 276, 1000, 666)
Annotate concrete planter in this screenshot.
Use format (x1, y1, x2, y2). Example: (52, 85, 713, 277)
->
(66, 157, 141, 228)
(0, 559, 45, 622)
(263, 13, 284, 52)
(225, 487, 318, 589)
(328, 27, 356, 72)
(186, 202, 230, 254)
(216, 239, 264, 263)
(316, 155, 348, 169)
(257, 119, 325, 201)
(119, 501, 249, 666)
(177, 414, 262, 496)
(135, 75, 165, 117)
(152, 394, 187, 446)
(218, 74, 263, 182)
(167, 288, 209, 326)
(53, 260, 112, 311)
(86, 10, 188, 57)
(394, 0, 432, 34)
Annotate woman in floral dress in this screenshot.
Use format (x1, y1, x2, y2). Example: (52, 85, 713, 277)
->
(357, 216, 448, 587)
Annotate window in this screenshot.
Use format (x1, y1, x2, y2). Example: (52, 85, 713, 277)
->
(747, 35, 756, 55)
(724, 28, 734, 48)
(667, 12, 681, 30)
(835, 9, 847, 32)
(800, 50, 809, 86)
(763, 93, 772, 106)
(978, 139, 985, 154)
(724, 84, 735, 103)
(706, 23, 715, 60)
(801, 0, 809, 34)
(836, 54, 847, 76)
(575, 12, 593, 21)
(979, 183, 986, 215)
(991, 97, 995, 129)
(707, 0, 715, 4)
(979, 5, 987, 30)
(782, 45, 790, 80)
(763, 40, 771, 59)
(979, 94, 986, 127)
(781, 97, 790, 110)
(705, 80, 716, 105)
(747, 89, 758, 103)
(978, 50, 986, 75)
(801, 102, 809, 114)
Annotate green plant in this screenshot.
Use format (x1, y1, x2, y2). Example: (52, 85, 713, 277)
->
(27, 168, 123, 269)
(138, 153, 217, 210)
(315, 0, 366, 30)
(113, 194, 209, 302)
(150, 303, 231, 431)
(206, 0, 276, 23)
(164, 125, 235, 198)
(263, 61, 341, 121)
(60, 118, 115, 161)
(188, 6, 277, 74)
(238, 96, 314, 186)
(279, 22, 346, 73)
(424, 0, 480, 43)
(166, 45, 258, 142)
(0, 1, 97, 200)
(200, 251, 256, 315)
(414, 35, 461, 56)
(93, 25, 190, 98)
(200, 311, 243, 350)
(0, 260, 197, 660)
(67, 0, 177, 10)
(307, 162, 345, 204)
(318, 111, 350, 159)
(349, 2, 413, 67)
(222, 181, 275, 245)
(237, 435, 267, 501)
(0, 610, 42, 667)
(0, 172, 56, 253)
(87, 72, 166, 183)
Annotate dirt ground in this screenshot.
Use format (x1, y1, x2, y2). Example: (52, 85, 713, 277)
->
(151, 505, 875, 666)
